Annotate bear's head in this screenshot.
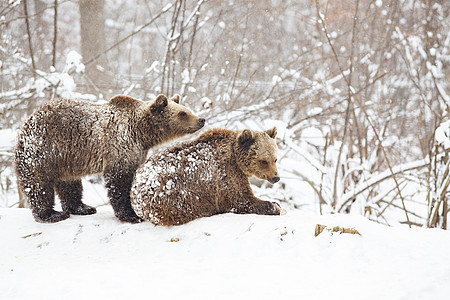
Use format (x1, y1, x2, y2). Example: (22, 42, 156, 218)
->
(149, 93, 205, 139)
(235, 127, 280, 184)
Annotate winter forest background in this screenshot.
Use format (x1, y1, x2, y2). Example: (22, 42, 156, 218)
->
(1, 0, 449, 229)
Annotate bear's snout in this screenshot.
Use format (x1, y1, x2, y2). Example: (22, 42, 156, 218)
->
(198, 118, 206, 127)
(271, 176, 280, 184)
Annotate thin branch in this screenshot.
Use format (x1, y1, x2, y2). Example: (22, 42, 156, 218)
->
(180, 7, 200, 97)
(377, 200, 424, 220)
(23, 0, 36, 75)
(314, 0, 351, 87)
(127, 9, 138, 78)
(227, 9, 248, 111)
(291, 169, 327, 207)
(84, 2, 175, 67)
(338, 159, 429, 212)
(319, 133, 330, 214)
(429, 159, 450, 228)
(187, 8, 200, 71)
(167, 0, 206, 42)
(377, 181, 407, 217)
(52, 0, 58, 67)
(161, 0, 182, 94)
(0, 46, 57, 90)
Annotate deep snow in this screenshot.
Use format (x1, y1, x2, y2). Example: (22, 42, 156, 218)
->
(1, 206, 449, 300)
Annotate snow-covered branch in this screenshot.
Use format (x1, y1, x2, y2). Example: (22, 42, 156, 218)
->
(339, 158, 430, 212)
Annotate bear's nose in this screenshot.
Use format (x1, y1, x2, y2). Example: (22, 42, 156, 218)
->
(198, 118, 205, 127)
(271, 176, 280, 183)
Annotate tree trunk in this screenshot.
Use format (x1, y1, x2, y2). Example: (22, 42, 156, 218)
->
(79, 0, 111, 90)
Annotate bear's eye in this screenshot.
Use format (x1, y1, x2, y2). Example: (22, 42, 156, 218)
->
(261, 160, 268, 166)
(178, 111, 187, 118)
(275, 159, 277, 163)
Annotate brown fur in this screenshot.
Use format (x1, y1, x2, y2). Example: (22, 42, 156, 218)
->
(15, 94, 205, 223)
(130, 127, 281, 225)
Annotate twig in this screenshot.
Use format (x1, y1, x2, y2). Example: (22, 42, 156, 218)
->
(429, 159, 450, 228)
(374, 180, 403, 206)
(338, 159, 429, 212)
(0, 46, 58, 90)
(291, 169, 327, 207)
(314, 0, 351, 87)
(377, 181, 407, 217)
(228, 9, 248, 110)
(399, 221, 424, 227)
(169, 0, 206, 42)
(23, 0, 36, 75)
(377, 200, 424, 220)
(127, 9, 138, 78)
(52, 0, 58, 67)
(84, 2, 175, 67)
(82, 73, 102, 95)
(161, 0, 182, 94)
(319, 133, 330, 214)
(187, 7, 199, 72)
(181, 8, 200, 97)
(7, 0, 71, 23)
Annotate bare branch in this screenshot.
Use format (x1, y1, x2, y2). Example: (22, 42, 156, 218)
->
(23, 0, 36, 75)
(84, 2, 175, 67)
(52, 0, 58, 67)
(338, 159, 429, 212)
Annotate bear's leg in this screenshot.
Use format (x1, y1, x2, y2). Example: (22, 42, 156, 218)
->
(26, 180, 70, 223)
(228, 194, 282, 216)
(104, 169, 142, 223)
(55, 179, 97, 215)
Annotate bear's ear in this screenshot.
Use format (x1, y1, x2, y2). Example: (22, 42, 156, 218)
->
(238, 129, 255, 148)
(109, 95, 141, 109)
(265, 126, 277, 139)
(169, 94, 181, 104)
(150, 94, 168, 113)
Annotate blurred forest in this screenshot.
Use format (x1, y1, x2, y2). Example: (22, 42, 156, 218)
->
(1, 0, 449, 228)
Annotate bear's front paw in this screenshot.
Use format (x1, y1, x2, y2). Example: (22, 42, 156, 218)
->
(272, 202, 286, 215)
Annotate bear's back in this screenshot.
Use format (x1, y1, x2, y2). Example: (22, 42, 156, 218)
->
(16, 99, 108, 179)
(20, 98, 105, 138)
(136, 140, 223, 193)
(131, 139, 228, 224)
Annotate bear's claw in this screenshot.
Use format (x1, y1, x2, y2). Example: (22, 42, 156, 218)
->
(272, 202, 286, 215)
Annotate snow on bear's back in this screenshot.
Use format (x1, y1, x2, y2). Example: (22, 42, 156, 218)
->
(131, 140, 221, 223)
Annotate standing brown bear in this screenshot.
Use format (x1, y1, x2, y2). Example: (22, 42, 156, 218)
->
(15, 94, 205, 223)
(130, 127, 283, 225)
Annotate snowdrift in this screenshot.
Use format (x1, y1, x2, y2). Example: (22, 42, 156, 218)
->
(1, 207, 449, 300)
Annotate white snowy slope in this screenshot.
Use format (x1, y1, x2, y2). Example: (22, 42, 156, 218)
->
(1, 207, 449, 300)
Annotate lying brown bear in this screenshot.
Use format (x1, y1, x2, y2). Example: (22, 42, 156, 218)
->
(130, 127, 283, 225)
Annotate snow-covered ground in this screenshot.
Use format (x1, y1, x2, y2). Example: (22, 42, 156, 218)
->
(1, 206, 449, 300)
